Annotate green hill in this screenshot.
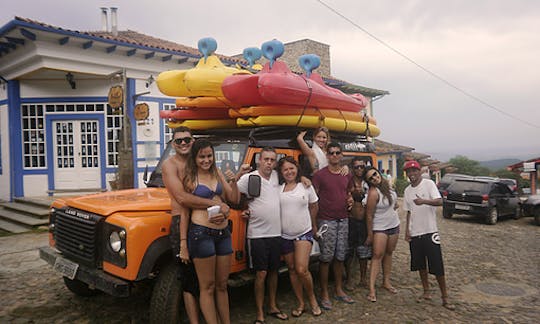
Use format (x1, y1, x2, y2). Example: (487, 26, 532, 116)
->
(479, 159, 521, 171)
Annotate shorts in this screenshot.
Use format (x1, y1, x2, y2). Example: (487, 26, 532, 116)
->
(373, 224, 400, 236)
(281, 231, 314, 255)
(318, 218, 349, 263)
(409, 232, 445, 276)
(169, 215, 199, 296)
(347, 218, 372, 259)
(188, 223, 232, 259)
(247, 237, 282, 271)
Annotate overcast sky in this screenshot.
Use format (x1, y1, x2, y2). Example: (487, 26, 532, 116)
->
(2, 0, 539, 161)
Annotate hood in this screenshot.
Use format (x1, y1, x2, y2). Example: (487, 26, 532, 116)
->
(62, 188, 171, 216)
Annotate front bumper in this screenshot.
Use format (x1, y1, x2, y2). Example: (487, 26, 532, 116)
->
(39, 246, 131, 297)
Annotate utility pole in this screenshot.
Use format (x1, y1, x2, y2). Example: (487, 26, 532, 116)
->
(117, 68, 134, 189)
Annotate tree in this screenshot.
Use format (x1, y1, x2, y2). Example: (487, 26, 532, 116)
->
(447, 155, 490, 176)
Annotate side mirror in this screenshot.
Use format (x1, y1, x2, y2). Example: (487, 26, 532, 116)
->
(143, 165, 149, 185)
(248, 174, 261, 198)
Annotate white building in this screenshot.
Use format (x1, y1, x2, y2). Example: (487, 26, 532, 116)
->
(0, 15, 387, 201)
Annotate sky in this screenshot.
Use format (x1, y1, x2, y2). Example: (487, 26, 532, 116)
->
(2, 0, 539, 162)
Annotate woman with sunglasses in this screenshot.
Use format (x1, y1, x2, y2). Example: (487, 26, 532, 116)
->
(363, 166, 400, 302)
(182, 139, 248, 324)
(345, 157, 371, 291)
(277, 156, 322, 318)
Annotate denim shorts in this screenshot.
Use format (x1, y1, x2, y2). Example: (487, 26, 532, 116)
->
(373, 224, 400, 236)
(281, 231, 314, 255)
(188, 223, 232, 259)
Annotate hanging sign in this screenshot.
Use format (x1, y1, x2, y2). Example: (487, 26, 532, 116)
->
(108, 85, 124, 109)
(134, 103, 150, 121)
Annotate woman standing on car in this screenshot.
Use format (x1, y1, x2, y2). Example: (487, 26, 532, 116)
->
(363, 166, 400, 302)
(297, 127, 348, 175)
(277, 156, 322, 317)
(182, 139, 247, 324)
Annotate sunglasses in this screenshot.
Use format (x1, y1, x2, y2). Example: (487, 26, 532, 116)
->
(353, 165, 366, 170)
(174, 137, 193, 145)
(367, 172, 379, 181)
(328, 151, 342, 156)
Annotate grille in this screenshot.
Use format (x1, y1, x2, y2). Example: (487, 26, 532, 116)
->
(447, 193, 483, 204)
(54, 208, 103, 267)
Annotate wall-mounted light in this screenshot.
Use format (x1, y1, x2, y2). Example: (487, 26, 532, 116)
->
(145, 75, 154, 88)
(65, 72, 76, 89)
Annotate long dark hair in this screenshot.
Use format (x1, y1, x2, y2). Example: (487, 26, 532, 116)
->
(277, 156, 302, 185)
(183, 139, 219, 191)
(363, 166, 393, 205)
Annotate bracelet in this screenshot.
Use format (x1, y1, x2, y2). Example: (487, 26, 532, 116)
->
(180, 238, 187, 241)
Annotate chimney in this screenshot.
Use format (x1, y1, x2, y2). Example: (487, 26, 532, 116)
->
(110, 7, 118, 36)
(100, 7, 109, 32)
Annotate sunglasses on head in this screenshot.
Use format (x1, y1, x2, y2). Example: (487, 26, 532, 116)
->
(328, 151, 342, 156)
(353, 165, 366, 170)
(174, 137, 193, 145)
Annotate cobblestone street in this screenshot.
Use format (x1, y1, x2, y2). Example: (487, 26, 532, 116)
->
(1, 207, 538, 323)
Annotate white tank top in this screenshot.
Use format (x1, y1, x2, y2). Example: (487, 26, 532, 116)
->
(372, 188, 400, 231)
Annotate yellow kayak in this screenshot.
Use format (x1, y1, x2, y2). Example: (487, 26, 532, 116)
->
(166, 119, 237, 130)
(229, 106, 376, 124)
(157, 55, 250, 97)
(236, 115, 380, 136)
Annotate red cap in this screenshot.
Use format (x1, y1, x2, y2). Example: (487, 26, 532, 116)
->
(404, 160, 421, 170)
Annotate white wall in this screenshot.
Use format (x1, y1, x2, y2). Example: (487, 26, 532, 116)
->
(23, 174, 48, 197)
(0, 104, 10, 201)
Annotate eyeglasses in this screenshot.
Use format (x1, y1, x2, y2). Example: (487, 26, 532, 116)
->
(328, 151, 342, 156)
(174, 137, 193, 145)
(367, 172, 379, 181)
(353, 165, 365, 170)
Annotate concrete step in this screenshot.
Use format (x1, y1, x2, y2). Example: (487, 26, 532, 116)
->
(0, 202, 50, 218)
(14, 197, 54, 209)
(0, 219, 31, 234)
(0, 208, 49, 226)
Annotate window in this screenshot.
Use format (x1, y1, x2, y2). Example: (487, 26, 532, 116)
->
(163, 103, 175, 143)
(21, 104, 46, 168)
(106, 104, 123, 166)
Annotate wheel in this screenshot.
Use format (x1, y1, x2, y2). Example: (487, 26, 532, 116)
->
(513, 205, 522, 219)
(149, 262, 183, 324)
(486, 207, 498, 225)
(63, 277, 99, 297)
(442, 207, 453, 219)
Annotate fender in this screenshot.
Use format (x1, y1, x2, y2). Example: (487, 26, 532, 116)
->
(136, 236, 172, 280)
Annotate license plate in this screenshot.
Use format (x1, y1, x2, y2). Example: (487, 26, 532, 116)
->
(455, 204, 470, 211)
(53, 257, 79, 280)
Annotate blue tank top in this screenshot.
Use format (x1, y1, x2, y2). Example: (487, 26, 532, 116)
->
(193, 182, 223, 199)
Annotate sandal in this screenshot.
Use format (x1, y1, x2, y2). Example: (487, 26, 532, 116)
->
(366, 294, 377, 302)
(334, 294, 355, 304)
(383, 286, 398, 294)
(253, 320, 266, 324)
(311, 305, 322, 316)
(416, 294, 432, 303)
(291, 308, 304, 318)
(442, 300, 456, 311)
(266, 310, 289, 321)
(320, 299, 332, 310)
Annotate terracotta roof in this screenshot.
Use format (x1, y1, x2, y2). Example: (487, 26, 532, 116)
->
(11, 17, 245, 63)
(374, 139, 414, 154)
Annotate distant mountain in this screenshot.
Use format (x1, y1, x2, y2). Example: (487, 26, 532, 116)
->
(479, 159, 521, 170)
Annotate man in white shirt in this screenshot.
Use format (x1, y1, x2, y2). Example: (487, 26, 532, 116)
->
(403, 160, 455, 311)
(237, 147, 289, 323)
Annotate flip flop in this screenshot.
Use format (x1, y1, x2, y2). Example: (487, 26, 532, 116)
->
(334, 294, 355, 304)
(416, 294, 432, 303)
(311, 305, 322, 316)
(253, 320, 266, 324)
(319, 299, 332, 310)
(291, 308, 304, 318)
(442, 301, 456, 311)
(383, 286, 398, 294)
(367, 294, 377, 302)
(266, 311, 289, 321)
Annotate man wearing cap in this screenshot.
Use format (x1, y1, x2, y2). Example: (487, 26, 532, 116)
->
(403, 160, 455, 310)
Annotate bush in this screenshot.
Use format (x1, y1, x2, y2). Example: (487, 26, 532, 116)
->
(394, 177, 409, 197)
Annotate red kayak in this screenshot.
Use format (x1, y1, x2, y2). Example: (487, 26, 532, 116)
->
(160, 108, 231, 120)
(222, 61, 367, 112)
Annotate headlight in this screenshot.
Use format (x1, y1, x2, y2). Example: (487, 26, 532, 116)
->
(109, 231, 122, 252)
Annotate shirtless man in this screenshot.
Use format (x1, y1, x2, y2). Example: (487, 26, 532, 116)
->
(162, 127, 231, 323)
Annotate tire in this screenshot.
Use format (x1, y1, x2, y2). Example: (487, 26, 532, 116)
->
(486, 207, 498, 225)
(149, 262, 183, 324)
(442, 207, 452, 219)
(535, 214, 540, 226)
(63, 277, 99, 297)
(513, 205, 522, 220)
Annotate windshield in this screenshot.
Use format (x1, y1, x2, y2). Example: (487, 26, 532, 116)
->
(146, 140, 248, 188)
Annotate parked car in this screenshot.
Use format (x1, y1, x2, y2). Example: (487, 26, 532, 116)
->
(437, 173, 473, 195)
(442, 178, 521, 225)
(473, 176, 518, 193)
(521, 194, 540, 225)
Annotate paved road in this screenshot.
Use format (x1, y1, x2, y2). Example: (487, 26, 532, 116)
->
(1, 208, 539, 323)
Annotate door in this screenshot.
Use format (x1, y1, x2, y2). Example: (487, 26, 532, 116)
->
(53, 120, 101, 190)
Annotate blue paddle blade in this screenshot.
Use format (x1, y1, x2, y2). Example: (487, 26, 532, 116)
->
(261, 39, 284, 69)
(243, 47, 262, 68)
(198, 37, 218, 62)
(298, 54, 321, 77)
